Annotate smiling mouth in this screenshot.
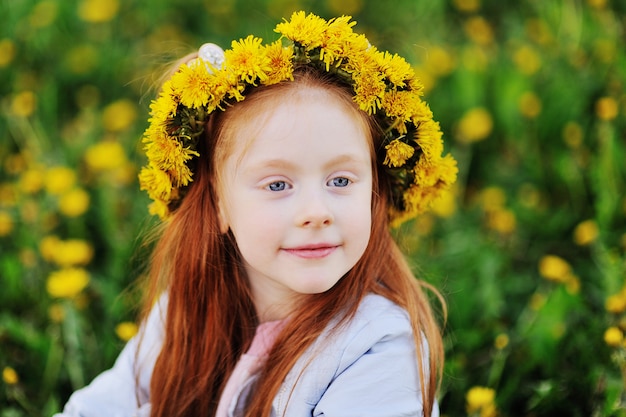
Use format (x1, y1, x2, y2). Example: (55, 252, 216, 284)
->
(283, 245, 339, 259)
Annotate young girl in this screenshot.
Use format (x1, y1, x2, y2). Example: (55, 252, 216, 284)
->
(56, 11, 457, 417)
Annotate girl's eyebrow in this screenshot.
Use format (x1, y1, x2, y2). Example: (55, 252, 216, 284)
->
(246, 153, 369, 172)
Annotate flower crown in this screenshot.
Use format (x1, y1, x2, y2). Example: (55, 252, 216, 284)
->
(139, 11, 458, 226)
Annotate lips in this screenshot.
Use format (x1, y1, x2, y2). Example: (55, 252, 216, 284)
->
(283, 244, 339, 259)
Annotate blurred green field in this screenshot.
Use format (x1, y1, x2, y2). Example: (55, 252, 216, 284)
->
(1, 1, 625, 416)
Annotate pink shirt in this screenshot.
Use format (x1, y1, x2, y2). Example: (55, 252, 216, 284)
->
(215, 320, 286, 417)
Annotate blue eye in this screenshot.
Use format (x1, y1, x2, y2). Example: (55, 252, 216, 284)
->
(268, 181, 287, 191)
(330, 177, 350, 187)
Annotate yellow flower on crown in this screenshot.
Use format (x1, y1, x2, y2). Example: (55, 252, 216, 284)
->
(139, 11, 458, 224)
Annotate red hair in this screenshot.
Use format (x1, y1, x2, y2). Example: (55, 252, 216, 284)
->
(138, 65, 445, 417)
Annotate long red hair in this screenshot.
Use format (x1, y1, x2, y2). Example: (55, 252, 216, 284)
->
(138, 64, 445, 417)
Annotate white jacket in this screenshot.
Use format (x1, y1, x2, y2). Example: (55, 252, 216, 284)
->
(55, 294, 438, 417)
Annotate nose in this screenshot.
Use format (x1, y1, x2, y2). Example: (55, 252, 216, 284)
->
(294, 188, 334, 228)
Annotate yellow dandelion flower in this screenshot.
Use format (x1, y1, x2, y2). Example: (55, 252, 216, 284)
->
(318, 16, 361, 68)
(494, 333, 509, 350)
(138, 165, 173, 202)
(431, 188, 457, 218)
(102, 99, 137, 132)
(604, 326, 623, 347)
(464, 16, 494, 46)
(46, 268, 90, 299)
(45, 166, 76, 195)
(48, 303, 65, 323)
(375, 51, 414, 88)
(456, 107, 493, 144)
(19, 168, 45, 194)
(0, 39, 16, 68)
(513, 45, 541, 75)
(606, 293, 626, 314)
(384, 139, 415, 168)
(466, 386, 497, 417)
(170, 63, 215, 109)
(453, 0, 481, 12)
(595, 97, 619, 121)
(115, 321, 139, 342)
(0, 210, 13, 236)
(562, 121, 583, 149)
(2, 367, 18, 385)
(225, 35, 272, 85)
(51, 239, 94, 267)
(40, 235, 61, 262)
(11, 91, 37, 117)
(382, 90, 421, 126)
(538, 255, 572, 283)
(78, 0, 119, 23)
(437, 154, 459, 186)
(403, 184, 440, 216)
(275, 11, 327, 50)
(264, 41, 294, 85)
(480, 186, 506, 211)
(415, 119, 444, 160)
(144, 134, 198, 186)
(59, 188, 90, 218)
(573, 219, 599, 246)
(85, 141, 127, 172)
(519, 91, 542, 118)
(353, 69, 386, 114)
(149, 198, 170, 219)
(487, 208, 517, 234)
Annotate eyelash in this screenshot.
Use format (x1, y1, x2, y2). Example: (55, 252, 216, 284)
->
(266, 177, 352, 192)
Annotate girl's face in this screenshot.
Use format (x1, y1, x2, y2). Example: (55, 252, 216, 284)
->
(217, 88, 373, 321)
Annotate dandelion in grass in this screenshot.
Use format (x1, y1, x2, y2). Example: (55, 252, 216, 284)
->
(2, 367, 18, 385)
(46, 268, 90, 299)
(115, 322, 139, 342)
(604, 326, 623, 347)
(466, 386, 497, 417)
(59, 188, 90, 217)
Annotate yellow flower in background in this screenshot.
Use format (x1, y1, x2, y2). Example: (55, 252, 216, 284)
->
(513, 45, 541, 75)
(456, 107, 493, 144)
(573, 219, 599, 246)
(78, 0, 119, 23)
(85, 141, 128, 172)
(479, 186, 506, 211)
(59, 188, 90, 217)
(487, 208, 517, 235)
(453, 0, 481, 12)
(46, 268, 90, 299)
(587, 0, 607, 8)
(606, 291, 626, 314)
(595, 97, 619, 121)
(19, 168, 45, 194)
(494, 333, 509, 350)
(431, 188, 457, 218)
(2, 367, 18, 385)
(102, 99, 138, 132)
(538, 255, 573, 283)
(53, 239, 94, 267)
(326, 0, 364, 15)
(604, 327, 623, 347)
(464, 16, 494, 46)
(65, 44, 99, 74)
(115, 322, 139, 342)
(0, 211, 13, 236)
(11, 91, 37, 117)
(466, 386, 497, 417)
(562, 121, 584, 149)
(48, 303, 65, 323)
(40, 235, 61, 262)
(424, 45, 456, 77)
(29, 0, 58, 28)
(0, 39, 16, 67)
(45, 166, 76, 195)
(519, 91, 542, 118)
(525, 18, 552, 45)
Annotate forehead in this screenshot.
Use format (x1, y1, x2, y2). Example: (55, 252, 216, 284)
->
(223, 86, 373, 166)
